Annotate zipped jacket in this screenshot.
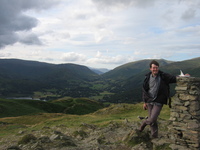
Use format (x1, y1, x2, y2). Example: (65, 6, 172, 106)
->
(142, 70, 176, 104)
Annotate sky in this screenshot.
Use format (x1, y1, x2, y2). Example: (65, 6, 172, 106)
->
(0, 0, 200, 69)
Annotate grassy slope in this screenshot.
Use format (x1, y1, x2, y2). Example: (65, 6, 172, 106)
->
(0, 99, 64, 118)
(0, 103, 170, 137)
(51, 97, 104, 115)
(0, 97, 104, 118)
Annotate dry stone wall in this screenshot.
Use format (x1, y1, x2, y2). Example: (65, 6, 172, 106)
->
(169, 77, 200, 149)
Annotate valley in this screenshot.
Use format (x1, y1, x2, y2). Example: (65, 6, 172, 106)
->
(0, 57, 200, 149)
(1, 57, 200, 104)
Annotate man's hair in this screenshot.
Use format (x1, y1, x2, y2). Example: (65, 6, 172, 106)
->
(149, 60, 159, 68)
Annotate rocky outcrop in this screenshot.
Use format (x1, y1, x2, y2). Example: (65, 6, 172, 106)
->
(2, 119, 173, 150)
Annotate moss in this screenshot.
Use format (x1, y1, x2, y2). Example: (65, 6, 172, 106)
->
(97, 134, 106, 144)
(18, 134, 37, 145)
(125, 130, 152, 147)
(73, 130, 87, 138)
(154, 143, 171, 150)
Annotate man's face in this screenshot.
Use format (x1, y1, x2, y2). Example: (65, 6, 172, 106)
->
(150, 64, 159, 76)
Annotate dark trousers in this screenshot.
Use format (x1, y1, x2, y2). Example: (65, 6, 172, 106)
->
(139, 103, 163, 138)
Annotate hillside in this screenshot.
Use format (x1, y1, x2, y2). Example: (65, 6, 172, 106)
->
(101, 59, 173, 80)
(0, 103, 171, 150)
(160, 57, 200, 76)
(0, 97, 104, 118)
(0, 59, 99, 97)
(1, 57, 200, 103)
(0, 59, 98, 81)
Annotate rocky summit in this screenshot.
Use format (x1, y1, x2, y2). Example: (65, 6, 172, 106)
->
(1, 118, 173, 150)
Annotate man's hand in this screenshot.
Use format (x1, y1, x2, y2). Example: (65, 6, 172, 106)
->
(143, 103, 148, 110)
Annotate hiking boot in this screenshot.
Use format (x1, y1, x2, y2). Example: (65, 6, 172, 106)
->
(137, 116, 148, 120)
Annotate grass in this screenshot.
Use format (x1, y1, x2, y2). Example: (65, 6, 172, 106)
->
(52, 97, 104, 115)
(0, 103, 171, 137)
(0, 98, 64, 118)
(0, 97, 104, 118)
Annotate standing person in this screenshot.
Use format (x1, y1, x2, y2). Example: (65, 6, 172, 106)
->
(139, 60, 176, 138)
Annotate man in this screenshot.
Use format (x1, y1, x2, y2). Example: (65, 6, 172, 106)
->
(139, 60, 176, 138)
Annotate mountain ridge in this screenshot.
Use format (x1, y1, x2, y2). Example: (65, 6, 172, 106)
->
(0, 59, 99, 97)
(101, 59, 175, 80)
(0, 57, 200, 103)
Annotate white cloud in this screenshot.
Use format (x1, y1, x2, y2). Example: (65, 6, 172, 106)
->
(92, 0, 157, 11)
(87, 51, 133, 66)
(61, 52, 87, 62)
(0, 52, 11, 57)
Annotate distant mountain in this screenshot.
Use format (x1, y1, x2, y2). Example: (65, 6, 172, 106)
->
(101, 59, 174, 80)
(90, 67, 110, 75)
(1, 57, 200, 103)
(159, 57, 200, 76)
(0, 59, 98, 81)
(0, 59, 99, 97)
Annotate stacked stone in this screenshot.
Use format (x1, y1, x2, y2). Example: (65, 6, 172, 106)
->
(169, 77, 200, 149)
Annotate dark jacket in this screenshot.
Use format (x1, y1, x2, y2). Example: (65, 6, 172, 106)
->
(142, 70, 176, 104)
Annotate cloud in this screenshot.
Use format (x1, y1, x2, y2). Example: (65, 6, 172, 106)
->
(19, 32, 42, 45)
(92, 0, 157, 10)
(61, 52, 87, 62)
(61, 51, 132, 68)
(88, 51, 131, 65)
(0, 0, 59, 49)
(1, 0, 200, 69)
(0, 52, 11, 57)
(181, 8, 196, 21)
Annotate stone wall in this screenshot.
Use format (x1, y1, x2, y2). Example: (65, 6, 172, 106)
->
(169, 77, 200, 149)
